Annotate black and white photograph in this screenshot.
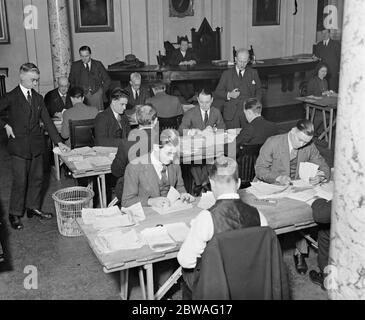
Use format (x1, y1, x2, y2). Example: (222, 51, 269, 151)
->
(0, 0, 363, 304)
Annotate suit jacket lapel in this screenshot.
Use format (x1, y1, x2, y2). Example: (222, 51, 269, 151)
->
(146, 155, 161, 194)
(195, 106, 204, 129)
(167, 164, 175, 187)
(17, 86, 31, 115)
(280, 134, 290, 176)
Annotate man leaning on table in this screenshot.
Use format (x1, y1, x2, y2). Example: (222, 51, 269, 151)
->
(60, 86, 98, 148)
(122, 129, 194, 208)
(177, 156, 268, 298)
(255, 119, 330, 275)
(44, 76, 72, 117)
(0, 63, 70, 230)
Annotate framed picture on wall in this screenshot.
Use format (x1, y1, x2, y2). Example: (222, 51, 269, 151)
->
(169, 0, 194, 18)
(253, 0, 281, 26)
(74, 0, 114, 33)
(0, 0, 10, 44)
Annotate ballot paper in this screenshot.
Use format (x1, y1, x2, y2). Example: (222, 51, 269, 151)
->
(247, 181, 290, 199)
(94, 229, 144, 253)
(92, 146, 118, 154)
(121, 202, 146, 222)
(165, 223, 190, 242)
(73, 160, 93, 171)
(53, 146, 95, 156)
(141, 226, 176, 252)
(197, 191, 216, 209)
(299, 162, 319, 183)
(285, 189, 317, 203)
(314, 181, 334, 201)
(152, 200, 193, 215)
(88, 156, 112, 168)
(82, 206, 135, 230)
(167, 187, 181, 204)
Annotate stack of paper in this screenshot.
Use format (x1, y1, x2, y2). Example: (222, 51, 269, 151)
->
(299, 162, 319, 183)
(92, 147, 118, 154)
(141, 226, 176, 252)
(82, 206, 135, 230)
(94, 229, 144, 253)
(88, 156, 112, 168)
(285, 189, 317, 202)
(247, 181, 290, 199)
(197, 191, 216, 209)
(73, 160, 93, 171)
(152, 187, 194, 215)
(165, 223, 190, 242)
(121, 202, 146, 222)
(314, 181, 334, 201)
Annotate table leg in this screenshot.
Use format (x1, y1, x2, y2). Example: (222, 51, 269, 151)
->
(138, 267, 147, 300)
(53, 152, 61, 181)
(305, 104, 310, 120)
(144, 263, 155, 300)
(120, 269, 129, 300)
(96, 176, 103, 208)
(100, 174, 107, 208)
(311, 108, 316, 123)
(329, 108, 334, 149)
(87, 178, 94, 208)
(322, 110, 329, 142)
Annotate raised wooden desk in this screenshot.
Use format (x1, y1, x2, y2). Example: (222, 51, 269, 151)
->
(77, 189, 315, 300)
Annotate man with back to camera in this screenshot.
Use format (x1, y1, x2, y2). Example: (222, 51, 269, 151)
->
(255, 119, 330, 275)
(214, 48, 262, 129)
(69, 45, 111, 111)
(0, 63, 70, 230)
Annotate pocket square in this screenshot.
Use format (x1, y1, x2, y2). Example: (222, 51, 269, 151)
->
(252, 80, 256, 85)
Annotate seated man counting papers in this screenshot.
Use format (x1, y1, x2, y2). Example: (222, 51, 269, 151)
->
(177, 156, 268, 298)
(122, 129, 195, 208)
(255, 119, 330, 276)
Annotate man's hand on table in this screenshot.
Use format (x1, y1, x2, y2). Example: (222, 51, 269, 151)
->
(275, 175, 292, 186)
(180, 193, 195, 203)
(309, 170, 327, 186)
(58, 142, 70, 153)
(148, 197, 171, 208)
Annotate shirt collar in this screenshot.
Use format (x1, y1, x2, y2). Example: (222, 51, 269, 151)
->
(200, 108, 210, 117)
(19, 83, 31, 97)
(84, 61, 91, 68)
(112, 109, 121, 121)
(150, 148, 163, 168)
(236, 66, 245, 76)
(217, 193, 240, 200)
(58, 90, 66, 97)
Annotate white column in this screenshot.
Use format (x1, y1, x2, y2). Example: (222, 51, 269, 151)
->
(329, 0, 365, 299)
(47, 0, 72, 85)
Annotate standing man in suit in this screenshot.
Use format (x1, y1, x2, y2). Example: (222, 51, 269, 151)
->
(94, 87, 131, 147)
(255, 119, 330, 274)
(235, 98, 278, 148)
(122, 129, 194, 208)
(179, 88, 226, 195)
(69, 46, 111, 111)
(314, 29, 341, 92)
(44, 77, 72, 117)
(111, 105, 159, 201)
(60, 86, 99, 147)
(169, 36, 197, 102)
(0, 63, 70, 230)
(146, 81, 183, 118)
(124, 72, 150, 111)
(214, 48, 262, 129)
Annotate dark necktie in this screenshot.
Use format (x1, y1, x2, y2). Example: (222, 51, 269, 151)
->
(204, 111, 209, 127)
(135, 90, 139, 101)
(116, 114, 122, 129)
(239, 71, 243, 79)
(61, 95, 66, 105)
(27, 90, 32, 106)
(161, 164, 168, 183)
(85, 63, 89, 72)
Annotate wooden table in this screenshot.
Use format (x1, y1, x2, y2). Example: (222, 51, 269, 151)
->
(77, 189, 315, 300)
(59, 147, 117, 208)
(297, 95, 338, 149)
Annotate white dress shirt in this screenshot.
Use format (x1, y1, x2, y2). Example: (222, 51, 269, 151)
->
(84, 61, 91, 70)
(150, 148, 168, 180)
(180, 50, 186, 58)
(236, 66, 245, 78)
(200, 108, 210, 123)
(132, 88, 139, 100)
(177, 192, 268, 269)
(323, 39, 329, 46)
(19, 83, 31, 100)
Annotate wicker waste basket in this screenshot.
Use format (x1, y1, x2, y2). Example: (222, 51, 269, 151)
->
(52, 187, 94, 237)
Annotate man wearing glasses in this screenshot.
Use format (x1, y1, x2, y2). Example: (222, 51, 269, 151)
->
(255, 119, 330, 275)
(0, 63, 70, 230)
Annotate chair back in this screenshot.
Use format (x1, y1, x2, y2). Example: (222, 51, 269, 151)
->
(69, 119, 95, 149)
(158, 115, 183, 133)
(237, 144, 262, 188)
(299, 81, 308, 97)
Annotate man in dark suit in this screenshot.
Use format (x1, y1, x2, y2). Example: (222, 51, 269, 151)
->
(179, 88, 226, 195)
(214, 48, 262, 129)
(94, 87, 131, 147)
(44, 77, 72, 117)
(69, 45, 111, 111)
(111, 105, 159, 200)
(146, 82, 183, 118)
(314, 29, 341, 92)
(235, 98, 278, 148)
(0, 63, 70, 230)
(168, 36, 198, 101)
(124, 72, 150, 111)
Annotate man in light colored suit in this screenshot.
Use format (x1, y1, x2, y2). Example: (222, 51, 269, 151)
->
(146, 82, 183, 118)
(61, 86, 99, 147)
(122, 129, 194, 208)
(179, 88, 226, 195)
(255, 119, 330, 275)
(214, 48, 262, 129)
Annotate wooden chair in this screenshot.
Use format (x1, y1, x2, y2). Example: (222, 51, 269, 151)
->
(69, 119, 95, 149)
(191, 18, 221, 63)
(158, 115, 183, 133)
(237, 144, 262, 189)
